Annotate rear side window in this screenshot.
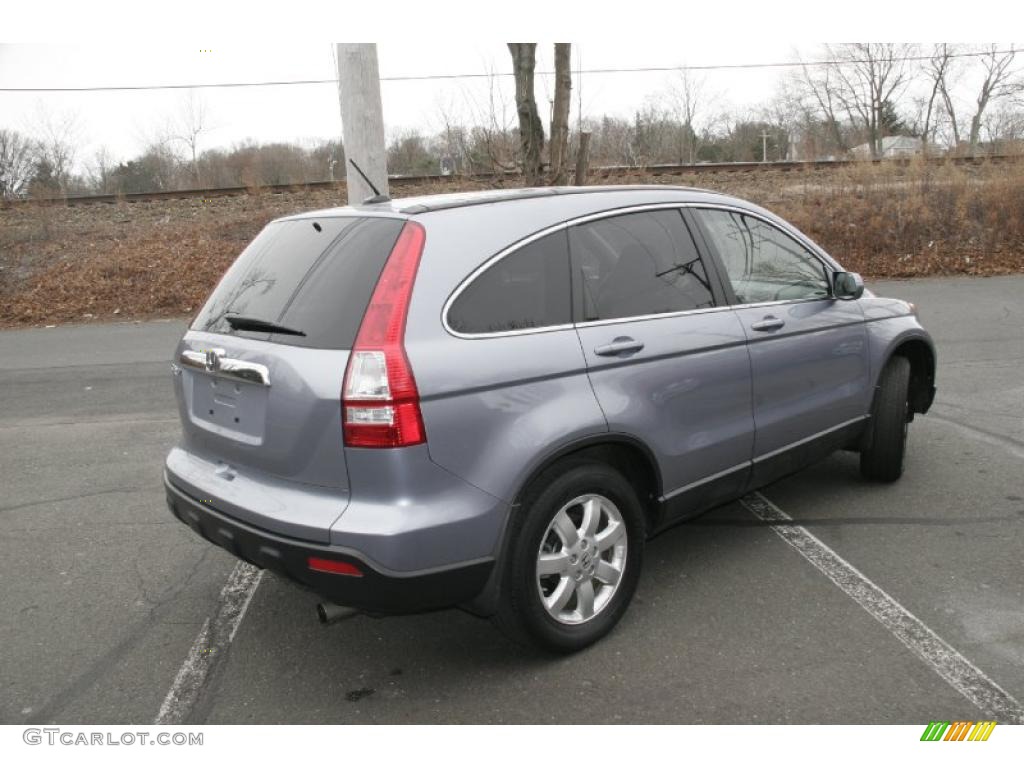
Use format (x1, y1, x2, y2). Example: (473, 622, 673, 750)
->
(570, 209, 714, 322)
(191, 217, 404, 349)
(447, 230, 571, 334)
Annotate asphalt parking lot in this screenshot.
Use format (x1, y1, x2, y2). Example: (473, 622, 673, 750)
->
(1, 274, 1022, 725)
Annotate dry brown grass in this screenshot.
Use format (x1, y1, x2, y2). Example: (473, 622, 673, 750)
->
(779, 159, 1024, 278)
(1, 160, 1022, 328)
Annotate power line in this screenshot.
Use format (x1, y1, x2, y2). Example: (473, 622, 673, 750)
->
(0, 47, 1018, 93)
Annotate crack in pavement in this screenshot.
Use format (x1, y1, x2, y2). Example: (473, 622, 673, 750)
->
(21, 547, 216, 725)
(927, 411, 1024, 458)
(0, 487, 153, 515)
(0, 416, 178, 430)
(5, 521, 180, 535)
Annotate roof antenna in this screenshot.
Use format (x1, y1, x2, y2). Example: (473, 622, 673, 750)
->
(348, 159, 390, 204)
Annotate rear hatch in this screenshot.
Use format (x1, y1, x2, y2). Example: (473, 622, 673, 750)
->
(169, 214, 406, 540)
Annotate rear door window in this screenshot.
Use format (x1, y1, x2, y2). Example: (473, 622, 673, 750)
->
(569, 209, 715, 322)
(447, 230, 572, 334)
(191, 216, 404, 349)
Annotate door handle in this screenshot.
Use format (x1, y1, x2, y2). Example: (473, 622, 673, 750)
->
(594, 337, 645, 357)
(751, 316, 785, 332)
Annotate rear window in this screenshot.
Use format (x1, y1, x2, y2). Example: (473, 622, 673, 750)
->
(191, 216, 404, 349)
(447, 230, 571, 334)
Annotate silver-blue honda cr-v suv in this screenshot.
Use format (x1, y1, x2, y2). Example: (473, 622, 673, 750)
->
(164, 186, 936, 652)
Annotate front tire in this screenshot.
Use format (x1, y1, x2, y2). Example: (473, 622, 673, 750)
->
(860, 355, 911, 482)
(493, 460, 645, 653)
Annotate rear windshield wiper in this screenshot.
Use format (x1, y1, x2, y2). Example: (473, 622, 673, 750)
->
(223, 314, 306, 337)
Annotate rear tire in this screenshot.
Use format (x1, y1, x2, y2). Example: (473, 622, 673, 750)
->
(860, 356, 911, 482)
(492, 459, 645, 653)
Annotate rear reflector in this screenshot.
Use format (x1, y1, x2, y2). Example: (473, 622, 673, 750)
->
(307, 557, 364, 577)
(342, 221, 427, 448)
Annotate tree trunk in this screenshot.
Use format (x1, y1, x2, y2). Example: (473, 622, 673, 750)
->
(871, 95, 881, 158)
(549, 43, 572, 185)
(940, 83, 960, 148)
(969, 112, 984, 156)
(969, 93, 990, 156)
(574, 131, 591, 186)
(507, 43, 545, 185)
(191, 143, 200, 187)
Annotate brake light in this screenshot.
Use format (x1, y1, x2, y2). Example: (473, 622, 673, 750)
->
(342, 221, 427, 448)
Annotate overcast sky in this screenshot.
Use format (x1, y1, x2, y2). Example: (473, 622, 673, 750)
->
(0, 42, 801, 170)
(0, 40, 1017, 174)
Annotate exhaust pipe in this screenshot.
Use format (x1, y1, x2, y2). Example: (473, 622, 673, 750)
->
(317, 602, 359, 625)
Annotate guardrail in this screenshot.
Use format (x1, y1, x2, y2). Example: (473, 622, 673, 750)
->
(3, 153, 1018, 208)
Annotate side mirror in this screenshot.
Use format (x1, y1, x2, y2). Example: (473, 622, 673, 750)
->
(833, 271, 864, 300)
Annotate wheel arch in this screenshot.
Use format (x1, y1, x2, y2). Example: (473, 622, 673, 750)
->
(888, 336, 936, 416)
(512, 433, 663, 531)
(463, 433, 662, 617)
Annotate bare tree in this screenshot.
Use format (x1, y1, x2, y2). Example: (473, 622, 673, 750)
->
(508, 43, 544, 184)
(386, 129, 437, 175)
(172, 91, 210, 186)
(983, 101, 1024, 152)
(768, 73, 832, 160)
(548, 43, 572, 184)
(967, 45, 1019, 155)
(474, 67, 518, 172)
(930, 44, 965, 147)
(30, 105, 82, 192)
(665, 67, 715, 163)
(759, 91, 801, 161)
(87, 146, 116, 194)
(798, 57, 850, 154)
(919, 44, 959, 153)
(582, 115, 634, 167)
(821, 44, 918, 158)
(440, 65, 519, 174)
(0, 128, 36, 198)
(434, 102, 474, 173)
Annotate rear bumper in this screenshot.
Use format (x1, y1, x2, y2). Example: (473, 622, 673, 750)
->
(165, 473, 493, 614)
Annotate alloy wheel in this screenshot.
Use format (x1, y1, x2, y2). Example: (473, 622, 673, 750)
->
(535, 494, 628, 625)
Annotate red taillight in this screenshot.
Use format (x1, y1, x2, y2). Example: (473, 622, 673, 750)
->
(342, 221, 427, 448)
(307, 556, 364, 577)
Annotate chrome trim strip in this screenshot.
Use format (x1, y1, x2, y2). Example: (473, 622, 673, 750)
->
(441, 201, 841, 340)
(180, 350, 208, 369)
(657, 415, 870, 502)
(444, 321, 577, 340)
(751, 415, 870, 464)
(575, 304, 732, 329)
(179, 349, 271, 387)
(659, 461, 751, 503)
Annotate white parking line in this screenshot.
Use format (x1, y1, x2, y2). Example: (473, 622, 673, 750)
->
(742, 491, 1024, 724)
(155, 562, 263, 725)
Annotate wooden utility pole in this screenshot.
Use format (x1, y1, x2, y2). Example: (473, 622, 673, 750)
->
(336, 44, 389, 203)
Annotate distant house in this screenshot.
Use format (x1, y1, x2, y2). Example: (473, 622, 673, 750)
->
(850, 135, 924, 159)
